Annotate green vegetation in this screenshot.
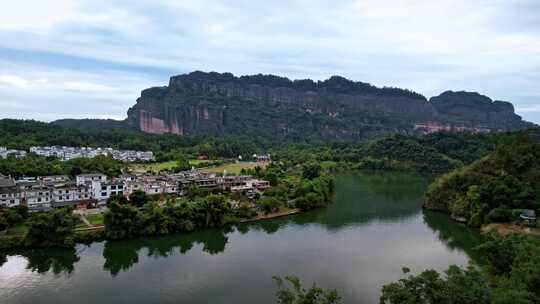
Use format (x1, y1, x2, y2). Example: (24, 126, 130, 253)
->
(128, 190, 150, 207)
(201, 161, 267, 174)
(259, 197, 282, 214)
(0, 119, 273, 160)
(0, 119, 514, 175)
(103, 194, 234, 239)
(271, 132, 508, 174)
(24, 208, 77, 248)
(425, 133, 540, 227)
(0, 206, 29, 235)
(174, 154, 192, 172)
(380, 233, 540, 304)
(102, 162, 335, 241)
(86, 214, 104, 226)
(294, 175, 335, 211)
(130, 159, 228, 173)
(273, 276, 341, 304)
(0, 154, 123, 178)
(131, 160, 178, 173)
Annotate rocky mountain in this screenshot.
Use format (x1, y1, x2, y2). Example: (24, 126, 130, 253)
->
(105, 71, 535, 139)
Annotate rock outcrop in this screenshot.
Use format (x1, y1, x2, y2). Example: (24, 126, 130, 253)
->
(429, 91, 526, 129)
(126, 71, 534, 139)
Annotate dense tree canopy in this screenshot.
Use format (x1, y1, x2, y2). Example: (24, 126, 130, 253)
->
(273, 276, 342, 304)
(0, 119, 516, 172)
(425, 133, 540, 226)
(24, 208, 77, 248)
(0, 154, 123, 178)
(381, 234, 540, 304)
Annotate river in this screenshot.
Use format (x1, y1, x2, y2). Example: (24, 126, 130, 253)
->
(0, 171, 482, 304)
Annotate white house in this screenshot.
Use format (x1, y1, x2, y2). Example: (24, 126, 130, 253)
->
(23, 185, 52, 210)
(93, 180, 125, 202)
(76, 173, 107, 186)
(51, 183, 93, 207)
(38, 175, 70, 184)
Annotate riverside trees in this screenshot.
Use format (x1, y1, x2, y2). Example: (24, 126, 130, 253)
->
(424, 133, 540, 227)
(24, 208, 77, 248)
(103, 194, 234, 240)
(380, 234, 540, 304)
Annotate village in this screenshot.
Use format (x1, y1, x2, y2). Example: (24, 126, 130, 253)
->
(0, 169, 271, 212)
(1, 146, 155, 162)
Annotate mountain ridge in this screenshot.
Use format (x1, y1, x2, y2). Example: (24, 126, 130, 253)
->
(52, 71, 535, 139)
(124, 71, 534, 139)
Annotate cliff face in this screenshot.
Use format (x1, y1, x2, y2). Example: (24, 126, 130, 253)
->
(429, 91, 527, 129)
(126, 71, 533, 139)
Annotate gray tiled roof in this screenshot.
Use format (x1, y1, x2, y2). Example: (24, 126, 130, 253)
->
(0, 178, 15, 188)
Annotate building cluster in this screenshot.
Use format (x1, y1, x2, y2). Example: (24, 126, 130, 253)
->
(0, 147, 27, 159)
(414, 122, 491, 134)
(28, 146, 155, 162)
(0, 170, 270, 211)
(238, 154, 271, 162)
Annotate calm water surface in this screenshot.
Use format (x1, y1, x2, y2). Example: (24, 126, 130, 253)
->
(0, 171, 482, 304)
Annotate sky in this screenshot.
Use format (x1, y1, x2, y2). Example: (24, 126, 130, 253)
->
(0, 0, 539, 123)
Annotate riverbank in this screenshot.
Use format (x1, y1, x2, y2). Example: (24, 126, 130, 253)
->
(0, 208, 305, 250)
(0, 171, 478, 304)
(240, 209, 300, 223)
(481, 223, 540, 237)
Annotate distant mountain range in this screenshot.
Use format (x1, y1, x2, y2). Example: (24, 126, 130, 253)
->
(53, 71, 536, 139)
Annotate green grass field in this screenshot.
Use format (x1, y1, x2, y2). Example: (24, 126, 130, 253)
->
(130, 159, 209, 173)
(201, 162, 267, 175)
(129, 160, 268, 175)
(86, 214, 104, 226)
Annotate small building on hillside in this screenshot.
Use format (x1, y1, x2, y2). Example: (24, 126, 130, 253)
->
(520, 209, 537, 225)
(24, 184, 52, 211)
(93, 180, 124, 202)
(38, 175, 71, 184)
(51, 182, 93, 208)
(0, 177, 22, 208)
(76, 173, 107, 186)
(255, 154, 271, 162)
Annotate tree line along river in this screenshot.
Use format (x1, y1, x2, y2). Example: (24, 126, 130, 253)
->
(0, 171, 483, 304)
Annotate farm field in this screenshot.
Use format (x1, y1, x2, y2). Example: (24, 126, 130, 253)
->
(200, 161, 268, 175)
(129, 160, 209, 173)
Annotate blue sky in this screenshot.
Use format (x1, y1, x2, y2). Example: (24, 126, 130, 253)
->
(0, 0, 539, 123)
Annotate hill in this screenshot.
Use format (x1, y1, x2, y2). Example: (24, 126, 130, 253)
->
(124, 71, 534, 139)
(52, 119, 133, 132)
(424, 130, 540, 226)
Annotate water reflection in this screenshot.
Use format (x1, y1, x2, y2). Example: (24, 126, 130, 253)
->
(102, 226, 232, 276)
(93, 171, 439, 276)
(0, 252, 7, 268)
(423, 211, 485, 263)
(257, 171, 430, 230)
(0, 247, 80, 275)
(1, 171, 480, 283)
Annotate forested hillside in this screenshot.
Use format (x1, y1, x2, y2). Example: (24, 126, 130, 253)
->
(272, 132, 507, 173)
(424, 132, 540, 226)
(1, 118, 531, 178)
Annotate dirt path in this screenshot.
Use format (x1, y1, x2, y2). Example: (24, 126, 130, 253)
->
(78, 215, 93, 227)
(240, 209, 300, 223)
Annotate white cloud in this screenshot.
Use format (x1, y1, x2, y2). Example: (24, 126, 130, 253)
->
(0, 0, 539, 123)
(517, 104, 540, 113)
(0, 75, 30, 88)
(63, 81, 115, 93)
(0, 0, 78, 32)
